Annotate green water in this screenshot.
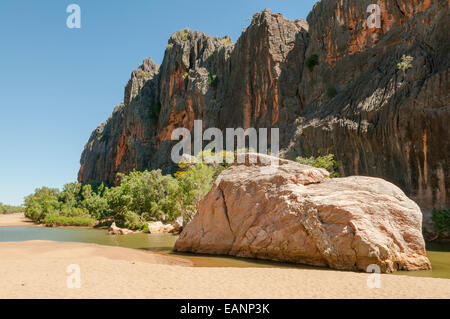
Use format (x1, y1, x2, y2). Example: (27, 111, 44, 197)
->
(1, 227, 449, 279)
(396, 243, 450, 279)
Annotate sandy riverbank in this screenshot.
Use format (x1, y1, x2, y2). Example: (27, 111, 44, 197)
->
(0, 213, 40, 227)
(0, 240, 449, 299)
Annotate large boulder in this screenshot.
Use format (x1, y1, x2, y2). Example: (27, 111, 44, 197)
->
(174, 154, 431, 273)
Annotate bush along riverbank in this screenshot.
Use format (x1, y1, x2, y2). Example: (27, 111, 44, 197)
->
(23, 151, 231, 229)
(0, 203, 23, 214)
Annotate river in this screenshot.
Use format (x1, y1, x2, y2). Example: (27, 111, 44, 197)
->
(1, 226, 449, 279)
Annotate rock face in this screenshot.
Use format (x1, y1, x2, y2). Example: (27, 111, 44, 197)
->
(288, 0, 449, 216)
(79, 1, 449, 232)
(174, 154, 431, 273)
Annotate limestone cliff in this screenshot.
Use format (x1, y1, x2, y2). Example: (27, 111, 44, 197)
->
(79, 1, 449, 225)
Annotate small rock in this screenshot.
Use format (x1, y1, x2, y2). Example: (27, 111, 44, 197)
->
(108, 222, 134, 235)
(147, 221, 175, 234)
(170, 216, 184, 234)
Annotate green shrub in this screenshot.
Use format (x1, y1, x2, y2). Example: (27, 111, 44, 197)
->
(0, 203, 23, 214)
(178, 30, 189, 41)
(121, 210, 145, 230)
(59, 205, 89, 217)
(138, 72, 151, 78)
(166, 43, 173, 50)
(306, 54, 319, 72)
(326, 87, 338, 99)
(107, 170, 181, 223)
(58, 182, 82, 206)
(432, 209, 450, 235)
(24, 183, 109, 226)
(173, 162, 215, 223)
(80, 194, 110, 220)
(24, 187, 60, 222)
(23, 151, 235, 229)
(397, 55, 414, 73)
(43, 213, 96, 227)
(221, 37, 232, 46)
(173, 150, 232, 223)
(296, 154, 341, 178)
(88, 181, 110, 194)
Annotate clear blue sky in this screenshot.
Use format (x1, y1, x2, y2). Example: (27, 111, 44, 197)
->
(0, 0, 316, 206)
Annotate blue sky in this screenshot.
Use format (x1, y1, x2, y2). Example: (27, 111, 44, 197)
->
(0, 0, 316, 205)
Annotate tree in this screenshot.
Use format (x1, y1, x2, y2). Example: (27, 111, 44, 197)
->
(397, 55, 414, 76)
(106, 170, 181, 224)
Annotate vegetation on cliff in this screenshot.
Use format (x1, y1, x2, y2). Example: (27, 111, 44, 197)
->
(397, 55, 414, 74)
(305, 54, 319, 72)
(432, 209, 450, 236)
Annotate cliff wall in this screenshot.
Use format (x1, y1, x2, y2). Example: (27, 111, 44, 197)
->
(79, 0, 449, 220)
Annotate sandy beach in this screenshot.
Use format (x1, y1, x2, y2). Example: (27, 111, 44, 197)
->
(0, 240, 448, 299)
(1, 213, 449, 299)
(0, 213, 40, 228)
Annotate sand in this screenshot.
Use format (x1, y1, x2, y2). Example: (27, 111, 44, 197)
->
(0, 240, 449, 299)
(0, 213, 40, 227)
(1, 213, 449, 299)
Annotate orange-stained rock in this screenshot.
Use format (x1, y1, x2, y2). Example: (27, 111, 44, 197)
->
(79, 1, 449, 239)
(174, 155, 431, 273)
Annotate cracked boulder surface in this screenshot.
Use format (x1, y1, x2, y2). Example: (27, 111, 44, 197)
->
(174, 154, 431, 273)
